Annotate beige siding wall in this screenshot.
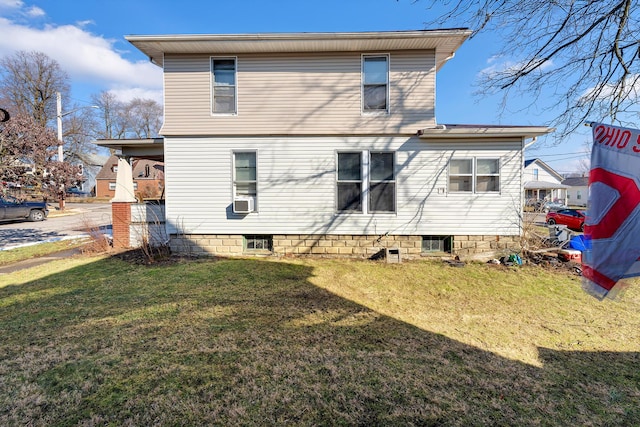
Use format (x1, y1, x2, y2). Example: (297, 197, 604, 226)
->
(162, 51, 436, 135)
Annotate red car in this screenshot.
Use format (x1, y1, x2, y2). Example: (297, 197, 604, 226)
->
(546, 208, 586, 231)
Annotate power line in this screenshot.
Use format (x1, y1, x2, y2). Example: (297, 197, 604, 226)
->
(533, 151, 589, 157)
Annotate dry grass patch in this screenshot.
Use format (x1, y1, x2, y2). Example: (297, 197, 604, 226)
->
(0, 256, 639, 426)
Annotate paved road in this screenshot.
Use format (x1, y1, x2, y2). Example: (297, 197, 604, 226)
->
(0, 202, 112, 250)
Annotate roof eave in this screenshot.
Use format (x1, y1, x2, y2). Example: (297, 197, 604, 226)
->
(125, 29, 472, 68)
(95, 138, 164, 160)
(418, 126, 554, 139)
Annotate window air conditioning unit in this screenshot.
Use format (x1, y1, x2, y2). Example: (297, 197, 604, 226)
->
(233, 197, 254, 214)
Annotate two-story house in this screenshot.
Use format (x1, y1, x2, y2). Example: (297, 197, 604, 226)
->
(122, 30, 552, 258)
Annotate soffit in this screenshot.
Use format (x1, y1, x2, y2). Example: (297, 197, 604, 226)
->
(418, 125, 554, 139)
(126, 29, 471, 69)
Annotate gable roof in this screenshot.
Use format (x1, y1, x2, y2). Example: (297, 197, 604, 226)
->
(96, 155, 165, 181)
(126, 29, 472, 70)
(524, 158, 564, 182)
(95, 155, 119, 180)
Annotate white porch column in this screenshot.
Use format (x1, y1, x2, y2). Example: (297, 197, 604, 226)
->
(111, 157, 137, 203)
(111, 157, 137, 249)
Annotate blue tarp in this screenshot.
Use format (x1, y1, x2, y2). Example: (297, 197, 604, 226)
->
(569, 235, 589, 251)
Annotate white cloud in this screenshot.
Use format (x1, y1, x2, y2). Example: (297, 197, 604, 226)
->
(76, 19, 94, 28)
(109, 86, 163, 104)
(0, 0, 23, 9)
(479, 55, 554, 79)
(0, 9, 162, 104)
(25, 5, 44, 17)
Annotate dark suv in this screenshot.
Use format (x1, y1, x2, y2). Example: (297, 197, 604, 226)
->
(0, 195, 49, 222)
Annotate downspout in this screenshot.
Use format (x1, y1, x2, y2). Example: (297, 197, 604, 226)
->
(521, 136, 538, 223)
(524, 136, 537, 150)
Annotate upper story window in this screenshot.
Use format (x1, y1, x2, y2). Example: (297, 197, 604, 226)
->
(362, 55, 389, 114)
(533, 168, 539, 180)
(211, 57, 237, 114)
(449, 158, 501, 193)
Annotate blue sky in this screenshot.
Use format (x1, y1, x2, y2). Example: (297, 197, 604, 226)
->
(0, 0, 591, 173)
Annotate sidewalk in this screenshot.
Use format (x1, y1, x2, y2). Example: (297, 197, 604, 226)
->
(0, 247, 84, 275)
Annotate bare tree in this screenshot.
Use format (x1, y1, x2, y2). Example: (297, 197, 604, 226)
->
(121, 98, 163, 138)
(63, 106, 100, 165)
(0, 113, 81, 198)
(92, 92, 162, 140)
(419, 0, 638, 139)
(0, 51, 70, 127)
(91, 90, 126, 140)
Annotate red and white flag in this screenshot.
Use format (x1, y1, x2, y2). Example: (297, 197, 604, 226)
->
(582, 122, 640, 299)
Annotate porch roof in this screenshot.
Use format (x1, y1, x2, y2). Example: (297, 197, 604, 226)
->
(95, 138, 164, 161)
(524, 180, 568, 190)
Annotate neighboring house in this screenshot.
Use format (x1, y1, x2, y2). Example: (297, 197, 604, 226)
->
(77, 153, 109, 195)
(562, 176, 589, 207)
(523, 159, 567, 205)
(112, 30, 551, 258)
(95, 154, 164, 199)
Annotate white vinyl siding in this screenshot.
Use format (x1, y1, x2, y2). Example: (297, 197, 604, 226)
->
(162, 136, 523, 238)
(162, 51, 436, 135)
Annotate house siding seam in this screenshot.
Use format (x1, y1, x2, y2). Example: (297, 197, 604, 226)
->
(161, 51, 436, 136)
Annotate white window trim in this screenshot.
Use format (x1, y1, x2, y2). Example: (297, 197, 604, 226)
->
(369, 151, 396, 213)
(475, 157, 501, 194)
(361, 54, 390, 116)
(448, 157, 501, 194)
(336, 151, 364, 213)
(448, 158, 473, 193)
(232, 150, 258, 212)
(211, 56, 238, 116)
(336, 150, 396, 214)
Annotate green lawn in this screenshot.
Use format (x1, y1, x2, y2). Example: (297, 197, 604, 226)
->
(1, 254, 639, 425)
(0, 239, 88, 266)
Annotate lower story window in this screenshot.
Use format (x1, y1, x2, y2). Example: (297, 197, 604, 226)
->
(336, 150, 396, 213)
(244, 235, 273, 252)
(422, 235, 452, 253)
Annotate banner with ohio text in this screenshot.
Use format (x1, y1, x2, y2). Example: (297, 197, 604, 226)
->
(582, 122, 640, 300)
